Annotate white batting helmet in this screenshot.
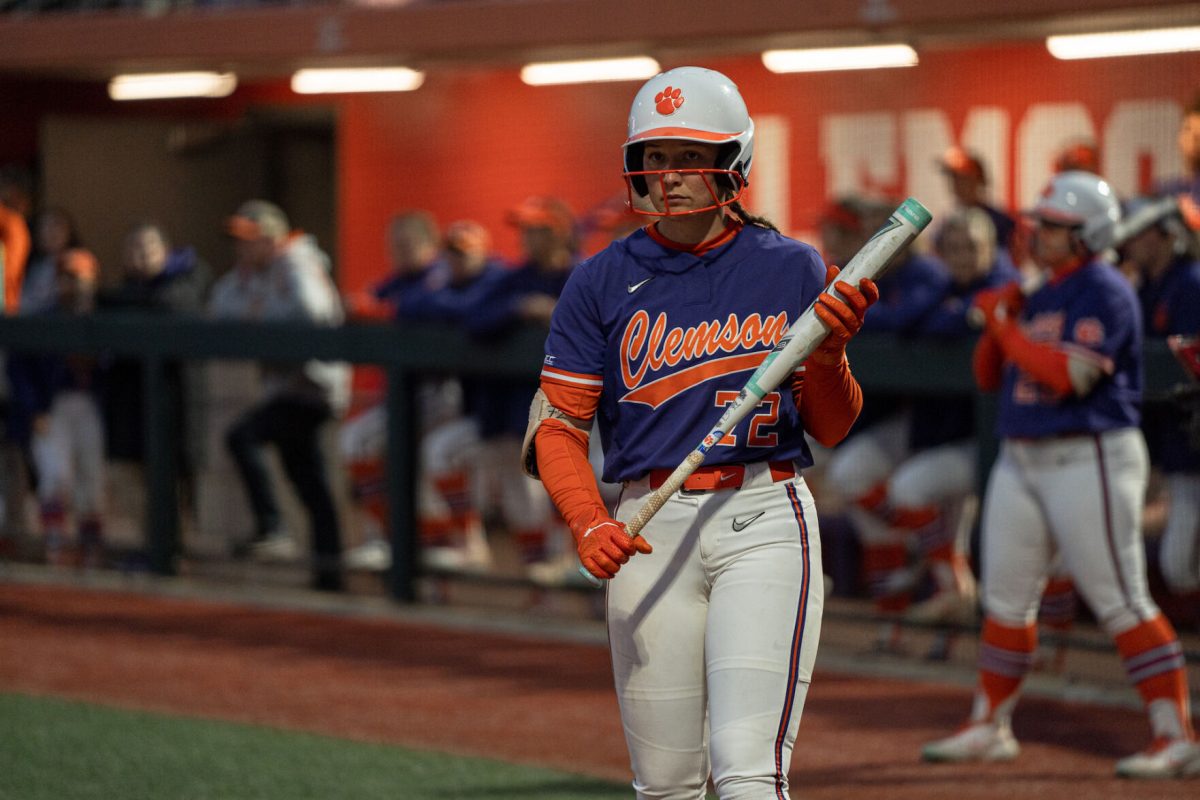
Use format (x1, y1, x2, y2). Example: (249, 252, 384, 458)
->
(622, 66, 754, 212)
(1029, 170, 1122, 252)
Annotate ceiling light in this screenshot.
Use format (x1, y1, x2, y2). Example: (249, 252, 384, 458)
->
(1047, 26, 1200, 59)
(291, 68, 425, 94)
(520, 57, 661, 86)
(108, 72, 237, 101)
(761, 44, 918, 73)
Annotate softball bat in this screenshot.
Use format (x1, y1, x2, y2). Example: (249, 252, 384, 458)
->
(579, 196, 933, 587)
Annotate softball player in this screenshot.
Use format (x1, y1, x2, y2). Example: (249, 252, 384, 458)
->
(921, 171, 1200, 778)
(522, 66, 878, 798)
(470, 196, 579, 572)
(1120, 198, 1200, 597)
(8, 249, 105, 566)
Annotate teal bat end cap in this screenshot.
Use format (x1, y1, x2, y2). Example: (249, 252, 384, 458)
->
(898, 197, 933, 230)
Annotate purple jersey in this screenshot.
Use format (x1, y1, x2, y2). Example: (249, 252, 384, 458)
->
(1154, 174, 1200, 206)
(543, 225, 825, 483)
(860, 251, 949, 335)
(996, 258, 1142, 438)
(1139, 254, 1200, 472)
(1140, 255, 1200, 338)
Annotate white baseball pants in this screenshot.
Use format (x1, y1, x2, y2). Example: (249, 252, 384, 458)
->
(607, 464, 823, 800)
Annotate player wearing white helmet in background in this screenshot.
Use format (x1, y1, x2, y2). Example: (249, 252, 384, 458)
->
(1117, 198, 1200, 601)
(523, 66, 880, 798)
(921, 171, 1200, 779)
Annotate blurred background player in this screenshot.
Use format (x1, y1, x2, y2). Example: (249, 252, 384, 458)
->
(939, 146, 1017, 260)
(822, 196, 953, 653)
(99, 221, 212, 535)
(0, 169, 31, 314)
(1116, 195, 1200, 626)
(7, 248, 106, 567)
(218, 200, 350, 592)
(338, 210, 444, 572)
(921, 171, 1200, 779)
(466, 195, 579, 581)
(0, 172, 32, 536)
(20, 207, 79, 318)
(1156, 91, 1200, 206)
(340, 219, 496, 576)
(6, 207, 86, 539)
(902, 209, 1018, 626)
(345, 210, 444, 320)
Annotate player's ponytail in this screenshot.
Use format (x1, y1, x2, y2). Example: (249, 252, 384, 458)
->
(729, 200, 779, 232)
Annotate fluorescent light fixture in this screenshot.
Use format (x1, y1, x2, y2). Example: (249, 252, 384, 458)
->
(108, 72, 237, 101)
(761, 44, 918, 73)
(520, 57, 661, 86)
(1047, 26, 1200, 59)
(291, 67, 425, 94)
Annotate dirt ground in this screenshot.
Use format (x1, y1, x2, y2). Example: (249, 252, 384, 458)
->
(1, 578, 1197, 799)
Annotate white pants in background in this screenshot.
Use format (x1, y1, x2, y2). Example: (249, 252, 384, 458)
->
(32, 390, 106, 518)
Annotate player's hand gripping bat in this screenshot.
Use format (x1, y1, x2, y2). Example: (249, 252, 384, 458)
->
(579, 197, 933, 586)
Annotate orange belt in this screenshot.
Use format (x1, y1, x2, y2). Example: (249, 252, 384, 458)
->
(647, 460, 796, 493)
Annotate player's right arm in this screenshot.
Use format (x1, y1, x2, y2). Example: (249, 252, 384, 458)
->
(521, 259, 651, 581)
(530, 383, 650, 581)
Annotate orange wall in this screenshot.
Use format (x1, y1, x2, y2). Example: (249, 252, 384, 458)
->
(9, 40, 1196, 294)
(337, 43, 1200, 292)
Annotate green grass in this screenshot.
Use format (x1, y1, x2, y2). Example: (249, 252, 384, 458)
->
(0, 693, 629, 800)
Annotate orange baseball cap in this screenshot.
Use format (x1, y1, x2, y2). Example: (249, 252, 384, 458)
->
(506, 195, 575, 239)
(1055, 141, 1101, 174)
(939, 146, 987, 183)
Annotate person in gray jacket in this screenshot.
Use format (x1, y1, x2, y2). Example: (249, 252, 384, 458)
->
(216, 200, 350, 591)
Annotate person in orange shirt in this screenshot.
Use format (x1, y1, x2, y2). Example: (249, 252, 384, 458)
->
(0, 173, 31, 313)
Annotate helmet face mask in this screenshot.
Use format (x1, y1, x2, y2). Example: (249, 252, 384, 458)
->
(623, 167, 746, 217)
(622, 66, 754, 217)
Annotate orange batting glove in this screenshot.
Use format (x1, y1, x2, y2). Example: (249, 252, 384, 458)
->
(970, 282, 1024, 334)
(811, 265, 880, 366)
(573, 509, 652, 581)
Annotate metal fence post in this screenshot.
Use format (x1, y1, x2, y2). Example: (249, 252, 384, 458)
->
(143, 354, 180, 574)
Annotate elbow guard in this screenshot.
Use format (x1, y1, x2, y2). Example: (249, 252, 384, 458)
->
(521, 388, 587, 478)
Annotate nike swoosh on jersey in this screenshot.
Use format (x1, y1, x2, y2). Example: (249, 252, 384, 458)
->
(731, 511, 765, 532)
(627, 277, 653, 294)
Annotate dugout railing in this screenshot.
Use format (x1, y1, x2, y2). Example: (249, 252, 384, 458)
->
(0, 312, 1187, 602)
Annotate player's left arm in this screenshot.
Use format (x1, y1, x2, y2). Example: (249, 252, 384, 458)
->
(796, 263, 879, 446)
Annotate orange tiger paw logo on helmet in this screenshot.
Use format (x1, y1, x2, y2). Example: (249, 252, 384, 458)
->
(655, 87, 684, 115)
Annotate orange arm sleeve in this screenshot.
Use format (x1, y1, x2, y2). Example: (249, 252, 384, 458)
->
(995, 323, 1073, 397)
(972, 332, 1005, 393)
(797, 356, 863, 447)
(1, 210, 31, 313)
(534, 419, 608, 542)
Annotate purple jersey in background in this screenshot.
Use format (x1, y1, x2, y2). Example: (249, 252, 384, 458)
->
(996, 258, 1142, 438)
